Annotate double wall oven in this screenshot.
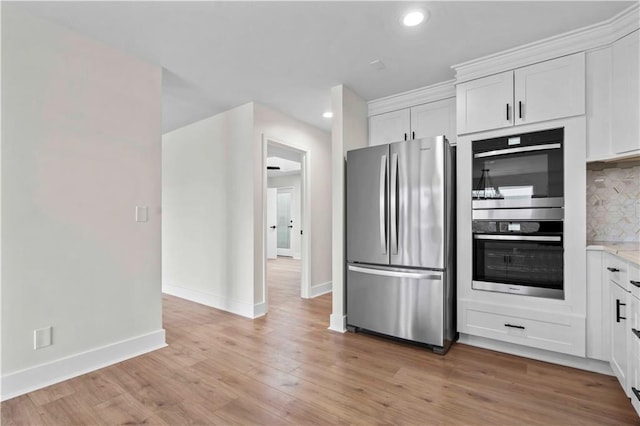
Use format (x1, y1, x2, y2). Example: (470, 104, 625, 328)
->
(471, 128, 565, 299)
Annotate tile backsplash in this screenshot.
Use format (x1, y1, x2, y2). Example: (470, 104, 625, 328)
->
(586, 160, 640, 242)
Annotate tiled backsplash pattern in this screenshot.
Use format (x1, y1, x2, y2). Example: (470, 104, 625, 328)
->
(586, 161, 640, 242)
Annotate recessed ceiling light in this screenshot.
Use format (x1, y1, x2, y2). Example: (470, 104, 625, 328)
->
(403, 11, 425, 27)
(323, 112, 333, 118)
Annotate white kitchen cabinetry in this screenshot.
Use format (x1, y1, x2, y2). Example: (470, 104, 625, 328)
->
(611, 278, 630, 391)
(369, 98, 456, 146)
(368, 109, 410, 146)
(459, 300, 585, 356)
(410, 98, 456, 144)
(456, 53, 585, 135)
(629, 290, 640, 416)
(612, 30, 640, 156)
(586, 30, 640, 161)
(586, 250, 610, 361)
(456, 71, 513, 134)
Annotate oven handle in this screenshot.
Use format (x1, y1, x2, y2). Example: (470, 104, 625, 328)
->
(473, 234, 561, 242)
(474, 143, 561, 159)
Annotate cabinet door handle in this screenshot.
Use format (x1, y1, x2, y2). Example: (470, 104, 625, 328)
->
(630, 280, 640, 288)
(518, 101, 523, 119)
(607, 267, 620, 272)
(404, 133, 407, 141)
(504, 323, 525, 330)
(633, 387, 640, 402)
(506, 104, 510, 121)
(412, 131, 415, 140)
(632, 328, 640, 339)
(616, 299, 626, 322)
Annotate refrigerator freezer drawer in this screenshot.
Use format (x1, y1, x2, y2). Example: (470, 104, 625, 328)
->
(347, 264, 444, 347)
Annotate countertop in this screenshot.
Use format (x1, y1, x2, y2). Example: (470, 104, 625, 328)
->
(587, 241, 640, 266)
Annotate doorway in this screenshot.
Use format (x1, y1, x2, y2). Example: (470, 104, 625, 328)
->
(262, 136, 311, 314)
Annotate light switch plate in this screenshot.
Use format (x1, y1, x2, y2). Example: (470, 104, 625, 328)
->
(34, 326, 52, 350)
(136, 206, 148, 222)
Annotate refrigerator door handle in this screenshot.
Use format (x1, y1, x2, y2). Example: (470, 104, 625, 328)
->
(348, 265, 442, 280)
(379, 155, 387, 254)
(390, 152, 398, 255)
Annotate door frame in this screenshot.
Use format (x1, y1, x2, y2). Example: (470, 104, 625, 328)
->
(262, 135, 311, 313)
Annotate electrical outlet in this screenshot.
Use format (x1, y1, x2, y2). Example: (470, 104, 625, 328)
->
(34, 326, 52, 350)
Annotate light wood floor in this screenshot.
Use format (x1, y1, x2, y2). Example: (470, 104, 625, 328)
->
(2, 257, 638, 425)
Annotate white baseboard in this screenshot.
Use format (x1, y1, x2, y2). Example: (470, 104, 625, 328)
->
(253, 301, 266, 318)
(163, 284, 259, 319)
(459, 333, 613, 376)
(1, 329, 166, 402)
(328, 314, 347, 333)
(310, 281, 332, 298)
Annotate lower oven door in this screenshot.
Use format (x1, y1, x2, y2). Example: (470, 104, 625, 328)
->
(472, 234, 564, 299)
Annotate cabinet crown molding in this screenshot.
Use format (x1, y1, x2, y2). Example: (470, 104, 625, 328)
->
(452, 4, 639, 83)
(368, 79, 455, 116)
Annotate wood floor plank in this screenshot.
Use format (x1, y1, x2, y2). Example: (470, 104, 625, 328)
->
(1, 256, 637, 424)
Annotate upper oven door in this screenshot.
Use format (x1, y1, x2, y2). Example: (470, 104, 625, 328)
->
(472, 128, 563, 209)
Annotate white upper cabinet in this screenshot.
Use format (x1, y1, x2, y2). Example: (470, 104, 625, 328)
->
(368, 108, 410, 146)
(456, 70, 513, 134)
(514, 53, 585, 125)
(456, 52, 586, 135)
(612, 30, 640, 155)
(369, 98, 456, 146)
(410, 98, 456, 144)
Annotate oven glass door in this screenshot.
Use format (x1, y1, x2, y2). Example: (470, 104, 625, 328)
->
(472, 149, 563, 201)
(473, 236, 563, 297)
(472, 128, 564, 207)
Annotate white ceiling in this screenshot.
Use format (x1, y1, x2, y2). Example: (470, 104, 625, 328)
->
(9, 1, 634, 134)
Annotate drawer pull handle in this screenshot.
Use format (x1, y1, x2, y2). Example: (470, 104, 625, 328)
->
(630, 280, 640, 288)
(504, 323, 525, 330)
(607, 267, 620, 272)
(633, 329, 640, 340)
(633, 387, 640, 402)
(616, 299, 626, 322)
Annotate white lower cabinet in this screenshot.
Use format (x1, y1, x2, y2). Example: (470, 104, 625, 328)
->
(610, 279, 630, 391)
(459, 300, 585, 356)
(629, 292, 640, 416)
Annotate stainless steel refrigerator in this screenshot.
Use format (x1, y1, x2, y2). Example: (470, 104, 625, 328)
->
(346, 136, 456, 354)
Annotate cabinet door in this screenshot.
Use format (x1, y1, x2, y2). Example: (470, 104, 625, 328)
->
(611, 281, 629, 391)
(368, 109, 410, 146)
(514, 52, 585, 126)
(456, 70, 513, 135)
(612, 30, 640, 155)
(629, 294, 640, 415)
(410, 98, 457, 145)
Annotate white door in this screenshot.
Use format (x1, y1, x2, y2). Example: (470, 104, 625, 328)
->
(410, 98, 457, 144)
(456, 70, 514, 134)
(514, 52, 585, 126)
(610, 281, 629, 391)
(612, 30, 640, 155)
(368, 108, 410, 146)
(267, 188, 277, 259)
(276, 187, 294, 257)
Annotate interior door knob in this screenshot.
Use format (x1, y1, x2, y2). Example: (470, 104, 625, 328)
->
(269, 225, 276, 229)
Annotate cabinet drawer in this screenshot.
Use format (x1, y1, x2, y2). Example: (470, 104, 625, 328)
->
(629, 262, 640, 299)
(605, 253, 629, 290)
(463, 307, 583, 356)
